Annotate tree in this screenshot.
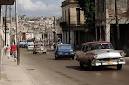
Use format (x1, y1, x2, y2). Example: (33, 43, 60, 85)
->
(78, 0, 95, 31)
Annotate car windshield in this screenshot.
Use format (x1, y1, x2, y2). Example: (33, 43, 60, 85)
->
(28, 42, 34, 45)
(93, 44, 113, 50)
(58, 45, 72, 50)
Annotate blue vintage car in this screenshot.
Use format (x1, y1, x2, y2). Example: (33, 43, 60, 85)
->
(55, 44, 75, 59)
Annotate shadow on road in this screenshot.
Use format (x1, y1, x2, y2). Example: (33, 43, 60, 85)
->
(47, 57, 74, 61)
(66, 66, 118, 71)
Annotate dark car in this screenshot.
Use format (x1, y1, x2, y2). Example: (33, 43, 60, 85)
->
(55, 44, 75, 60)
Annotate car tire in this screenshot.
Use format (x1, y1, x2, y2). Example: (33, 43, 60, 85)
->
(33, 51, 35, 54)
(42, 52, 46, 54)
(71, 56, 74, 60)
(117, 64, 122, 70)
(55, 55, 58, 60)
(80, 62, 84, 68)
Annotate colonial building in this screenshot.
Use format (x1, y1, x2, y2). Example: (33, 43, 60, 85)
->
(95, 0, 129, 49)
(61, 0, 87, 48)
(0, 0, 15, 60)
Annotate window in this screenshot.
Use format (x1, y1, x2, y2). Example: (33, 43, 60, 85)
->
(76, 8, 80, 25)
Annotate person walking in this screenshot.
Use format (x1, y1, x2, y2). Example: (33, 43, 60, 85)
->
(6, 44, 10, 59)
(10, 42, 17, 61)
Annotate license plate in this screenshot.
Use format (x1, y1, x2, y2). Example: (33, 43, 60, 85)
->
(65, 53, 68, 55)
(108, 61, 113, 64)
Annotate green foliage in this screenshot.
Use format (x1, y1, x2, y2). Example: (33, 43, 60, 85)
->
(78, 0, 95, 30)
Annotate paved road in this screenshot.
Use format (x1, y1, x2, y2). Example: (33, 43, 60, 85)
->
(20, 48, 129, 85)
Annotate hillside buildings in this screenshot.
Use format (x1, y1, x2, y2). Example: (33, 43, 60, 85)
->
(18, 16, 62, 45)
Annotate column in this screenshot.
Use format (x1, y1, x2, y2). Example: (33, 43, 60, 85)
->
(106, 9, 110, 42)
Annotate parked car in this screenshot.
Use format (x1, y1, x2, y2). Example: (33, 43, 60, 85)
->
(27, 41, 34, 51)
(19, 40, 27, 48)
(55, 44, 75, 59)
(76, 41, 126, 70)
(33, 41, 47, 54)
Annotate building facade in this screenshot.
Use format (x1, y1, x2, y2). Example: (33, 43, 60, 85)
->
(61, 0, 87, 48)
(95, 0, 129, 49)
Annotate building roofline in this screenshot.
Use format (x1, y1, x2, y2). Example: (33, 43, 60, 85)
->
(0, 0, 15, 5)
(61, 1, 79, 7)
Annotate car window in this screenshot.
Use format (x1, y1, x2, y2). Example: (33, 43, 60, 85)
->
(95, 44, 113, 49)
(84, 45, 88, 52)
(81, 45, 85, 51)
(28, 42, 34, 45)
(82, 43, 114, 51)
(87, 45, 92, 51)
(58, 45, 72, 50)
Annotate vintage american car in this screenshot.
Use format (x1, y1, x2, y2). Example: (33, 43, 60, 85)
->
(76, 41, 126, 70)
(33, 41, 47, 54)
(55, 44, 75, 60)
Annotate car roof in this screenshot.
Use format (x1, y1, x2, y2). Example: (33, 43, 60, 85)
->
(58, 43, 71, 45)
(82, 41, 111, 45)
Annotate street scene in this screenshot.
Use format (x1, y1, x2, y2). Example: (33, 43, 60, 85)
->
(0, 0, 129, 85)
(20, 48, 129, 85)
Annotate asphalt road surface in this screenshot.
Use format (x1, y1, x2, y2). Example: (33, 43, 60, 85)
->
(20, 48, 129, 85)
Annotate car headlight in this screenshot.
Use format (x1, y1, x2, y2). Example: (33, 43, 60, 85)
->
(119, 58, 124, 61)
(71, 52, 75, 54)
(58, 52, 63, 55)
(70, 50, 73, 52)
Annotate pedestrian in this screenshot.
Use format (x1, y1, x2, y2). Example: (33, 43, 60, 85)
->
(6, 44, 10, 59)
(10, 42, 17, 61)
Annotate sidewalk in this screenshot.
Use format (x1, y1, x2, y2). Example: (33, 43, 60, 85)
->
(0, 54, 34, 85)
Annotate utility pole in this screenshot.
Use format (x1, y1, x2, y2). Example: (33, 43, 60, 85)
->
(68, 8, 70, 44)
(4, 5, 7, 46)
(0, 5, 1, 80)
(115, 0, 120, 49)
(15, 0, 20, 65)
(53, 16, 56, 43)
(9, 5, 12, 39)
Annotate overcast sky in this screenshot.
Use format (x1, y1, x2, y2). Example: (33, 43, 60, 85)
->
(17, 0, 64, 17)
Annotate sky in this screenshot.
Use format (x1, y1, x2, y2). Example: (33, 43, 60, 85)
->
(17, 0, 64, 17)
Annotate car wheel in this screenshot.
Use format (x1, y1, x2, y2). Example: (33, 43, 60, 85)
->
(71, 56, 74, 60)
(80, 61, 84, 68)
(55, 55, 58, 60)
(42, 52, 45, 54)
(33, 51, 35, 54)
(117, 64, 122, 70)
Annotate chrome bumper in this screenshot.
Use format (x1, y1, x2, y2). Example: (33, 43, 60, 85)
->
(92, 60, 126, 66)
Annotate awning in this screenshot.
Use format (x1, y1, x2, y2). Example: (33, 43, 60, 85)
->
(0, 0, 15, 5)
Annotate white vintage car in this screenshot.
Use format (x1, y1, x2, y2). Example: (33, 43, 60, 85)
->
(76, 41, 126, 70)
(33, 41, 47, 54)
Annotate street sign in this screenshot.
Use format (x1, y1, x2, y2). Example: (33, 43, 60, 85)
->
(0, 0, 15, 5)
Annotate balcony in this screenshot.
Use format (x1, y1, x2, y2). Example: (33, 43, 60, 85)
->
(0, 0, 15, 5)
(60, 21, 85, 31)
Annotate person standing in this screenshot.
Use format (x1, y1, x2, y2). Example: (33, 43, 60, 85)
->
(10, 42, 17, 61)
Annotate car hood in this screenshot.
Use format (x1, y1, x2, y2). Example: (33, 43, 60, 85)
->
(91, 49, 122, 59)
(58, 49, 72, 52)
